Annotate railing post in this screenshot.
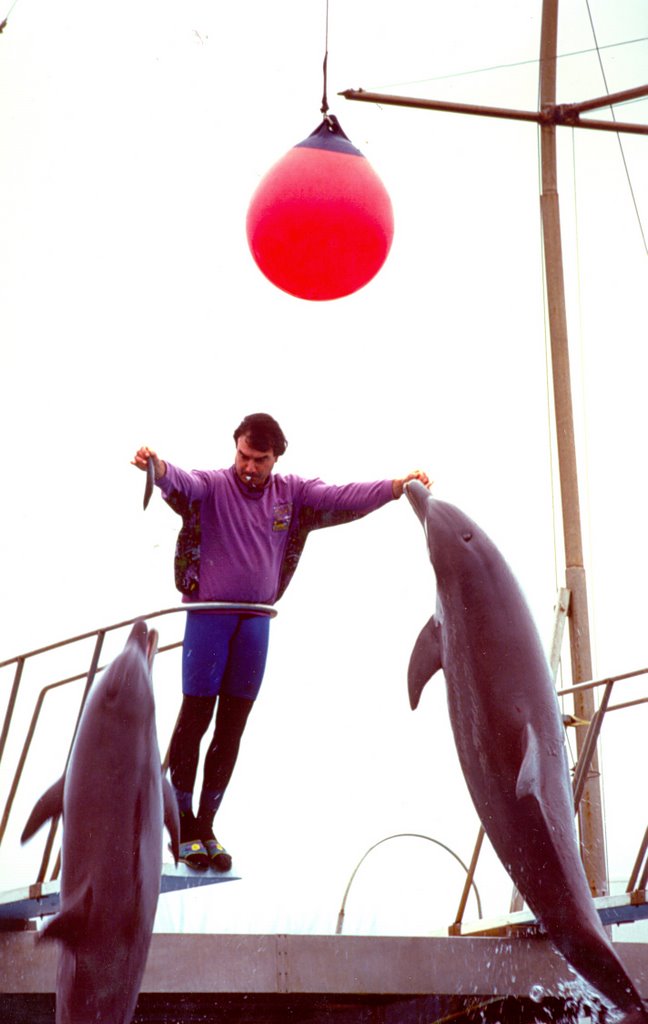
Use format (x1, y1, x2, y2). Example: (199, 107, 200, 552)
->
(627, 826, 648, 893)
(451, 826, 485, 933)
(0, 657, 25, 770)
(572, 681, 614, 812)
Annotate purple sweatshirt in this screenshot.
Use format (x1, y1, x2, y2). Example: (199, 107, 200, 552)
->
(157, 463, 395, 605)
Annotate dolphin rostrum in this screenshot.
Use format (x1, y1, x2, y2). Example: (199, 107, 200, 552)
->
(406, 480, 646, 1022)
(22, 620, 180, 1024)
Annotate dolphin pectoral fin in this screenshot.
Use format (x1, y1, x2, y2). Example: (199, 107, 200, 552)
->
(408, 615, 443, 710)
(40, 883, 93, 948)
(162, 776, 180, 863)
(21, 777, 65, 844)
(515, 723, 542, 802)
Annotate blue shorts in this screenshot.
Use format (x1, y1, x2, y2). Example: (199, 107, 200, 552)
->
(182, 612, 271, 700)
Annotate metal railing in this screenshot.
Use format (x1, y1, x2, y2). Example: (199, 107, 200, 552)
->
(1, 600, 646, 926)
(335, 833, 483, 935)
(451, 664, 648, 933)
(0, 603, 276, 885)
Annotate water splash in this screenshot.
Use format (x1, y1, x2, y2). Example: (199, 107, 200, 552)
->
(530, 984, 545, 1003)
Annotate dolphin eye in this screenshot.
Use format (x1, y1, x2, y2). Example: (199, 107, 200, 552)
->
(462, 530, 473, 542)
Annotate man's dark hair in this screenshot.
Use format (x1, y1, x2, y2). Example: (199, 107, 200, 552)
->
(233, 413, 288, 457)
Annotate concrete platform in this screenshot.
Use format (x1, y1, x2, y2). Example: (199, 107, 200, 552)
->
(1, 931, 646, 1022)
(1, 890, 646, 1022)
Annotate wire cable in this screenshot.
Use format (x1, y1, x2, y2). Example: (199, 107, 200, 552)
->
(321, 0, 330, 115)
(370, 35, 648, 92)
(584, 2, 648, 257)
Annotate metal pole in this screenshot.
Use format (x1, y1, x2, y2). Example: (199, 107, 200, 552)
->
(560, 82, 648, 115)
(339, 89, 648, 136)
(335, 833, 482, 935)
(338, 89, 546, 125)
(539, 0, 607, 897)
(451, 826, 485, 932)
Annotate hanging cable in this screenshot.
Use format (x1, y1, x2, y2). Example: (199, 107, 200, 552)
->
(320, 0, 330, 117)
(0, 0, 22, 34)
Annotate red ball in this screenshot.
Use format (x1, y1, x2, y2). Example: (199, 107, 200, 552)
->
(246, 117, 394, 301)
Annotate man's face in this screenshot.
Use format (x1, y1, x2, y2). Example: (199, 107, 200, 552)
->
(235, 435, 278, 490)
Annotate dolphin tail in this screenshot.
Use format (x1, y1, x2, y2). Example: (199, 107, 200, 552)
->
(408, 615, 443, 710)
(21, 777, 65, 844)
(163, 776, 180, 863)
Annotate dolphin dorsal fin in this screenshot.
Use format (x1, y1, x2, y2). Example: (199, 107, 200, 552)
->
(515, 723, 543, 802)
(408, 615, 443, 710)
(40, 883, 93, 949)
(21, 776, 65, 844)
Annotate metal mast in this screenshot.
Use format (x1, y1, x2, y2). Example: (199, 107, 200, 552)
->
(537, 0, 605, 896)
(341, 2, 648, 897)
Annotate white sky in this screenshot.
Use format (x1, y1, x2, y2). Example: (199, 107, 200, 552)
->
(1, 0, 647, 938)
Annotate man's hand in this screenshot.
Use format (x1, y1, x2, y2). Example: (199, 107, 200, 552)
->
(131, 446, 167, 481)
(392, 470, 431, 500)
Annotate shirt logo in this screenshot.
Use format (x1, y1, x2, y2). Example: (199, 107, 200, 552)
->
(272, 502, 293, 532)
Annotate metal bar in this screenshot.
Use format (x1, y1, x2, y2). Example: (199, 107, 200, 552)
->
(627, 826, 648, 892)
(558, 666, 648, 696)
(0, 603, 277, 669)
(452, 826, 485, 931)
(549, 588, 570, 678)
(606, 696, 648, 713)
(0, 604, 280, 880)
(0, 686, 50, 848)
(0, 665, 86, 849)
(559, 82, 648, 115)
(572, 682, 614, 812)
(2, 639, 186, 850)
(509, 885, 525, 914)
(10, 639, 183, 697)
(558, 116, 648, 136)
(539, 0, 607, 898)
(339, 88, 546, 124)
(50, 847, 62, 882)
(640, 853, 648, 892)
(339, 90, 648, 135)
(335, 833, 482, 935)
(0, 658, 24, 769)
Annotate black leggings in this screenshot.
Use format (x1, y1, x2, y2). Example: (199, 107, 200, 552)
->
(169, 693, 254, 818)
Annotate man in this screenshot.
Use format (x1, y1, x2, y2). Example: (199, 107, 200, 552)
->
(132, 413, 429, 871)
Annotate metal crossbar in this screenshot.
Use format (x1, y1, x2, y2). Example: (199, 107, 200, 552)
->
(0, 603, 276, 884)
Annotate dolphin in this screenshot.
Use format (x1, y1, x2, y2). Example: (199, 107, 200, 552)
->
(22, 620, 180, 1024)
(405, 480, 647, 1022)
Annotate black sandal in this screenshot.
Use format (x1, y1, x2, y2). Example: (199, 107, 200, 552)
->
(203, 835, 232, 872)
